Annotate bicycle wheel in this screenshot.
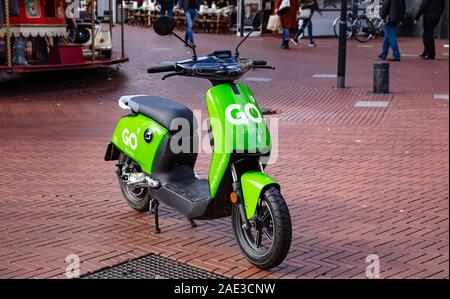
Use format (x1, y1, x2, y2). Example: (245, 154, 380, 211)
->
(354, 17, 375, 43)
(333, 15, 353, 40)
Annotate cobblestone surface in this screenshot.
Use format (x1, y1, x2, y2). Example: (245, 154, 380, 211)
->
(0, 26, 448, 279)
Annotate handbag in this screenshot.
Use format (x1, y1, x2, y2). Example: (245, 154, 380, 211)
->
(299, 8, 312, 19)
(266, 14, 283, 33)
(278, 0, 290, 14)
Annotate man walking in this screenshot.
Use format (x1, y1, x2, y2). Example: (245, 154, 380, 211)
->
(378, 0, 405, 61)
(415, 0, 445, 60)
(178, 0, 201, 47)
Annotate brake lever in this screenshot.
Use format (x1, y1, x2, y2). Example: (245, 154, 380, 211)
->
(162, 72, 182, 80)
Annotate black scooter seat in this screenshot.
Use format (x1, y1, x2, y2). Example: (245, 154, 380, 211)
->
(126, 96, 193, 130)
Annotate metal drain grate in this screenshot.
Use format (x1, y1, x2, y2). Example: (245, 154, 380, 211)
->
(83, 254, 225, 279)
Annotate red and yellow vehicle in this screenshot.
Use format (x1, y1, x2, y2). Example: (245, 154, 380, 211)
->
(0, 0, 128, 73)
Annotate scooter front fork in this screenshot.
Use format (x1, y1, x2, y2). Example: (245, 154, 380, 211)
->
(231, 163, 251, 230)
(233, 182, 251, 230)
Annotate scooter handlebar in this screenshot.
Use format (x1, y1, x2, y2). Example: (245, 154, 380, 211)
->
(147, 64, 177, 74)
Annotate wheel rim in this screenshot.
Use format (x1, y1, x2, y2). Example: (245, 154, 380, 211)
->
(355, 20, 372, 41)
(240, 197, 275, 257)
(121, 179, 147, 203)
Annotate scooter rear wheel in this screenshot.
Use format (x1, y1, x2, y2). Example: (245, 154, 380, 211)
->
(232, 186, 292, 269)
(118, 154, 151, 212)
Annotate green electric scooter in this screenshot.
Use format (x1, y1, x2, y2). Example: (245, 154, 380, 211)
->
(105, 12, 292, 269)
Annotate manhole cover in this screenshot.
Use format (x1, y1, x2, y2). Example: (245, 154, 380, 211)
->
(83, 254, 225, 279)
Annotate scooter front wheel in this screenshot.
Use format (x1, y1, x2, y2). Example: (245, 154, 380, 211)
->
(232, 186, 292, 269)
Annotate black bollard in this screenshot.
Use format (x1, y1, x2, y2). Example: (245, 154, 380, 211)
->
(373, 62, 389, 94)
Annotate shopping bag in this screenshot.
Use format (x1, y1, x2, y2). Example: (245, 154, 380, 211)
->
(299, 8, 312, 19)
(266, 14, 283, 33)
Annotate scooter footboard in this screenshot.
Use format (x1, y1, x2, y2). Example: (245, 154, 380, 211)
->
(240, 171, 280, 219)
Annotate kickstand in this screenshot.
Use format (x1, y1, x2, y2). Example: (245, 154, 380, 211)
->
(151, 199, 161, 234)
(188, 218, 198, 228)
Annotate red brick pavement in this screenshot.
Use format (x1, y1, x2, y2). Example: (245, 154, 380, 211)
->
(0, 26, 448, 279)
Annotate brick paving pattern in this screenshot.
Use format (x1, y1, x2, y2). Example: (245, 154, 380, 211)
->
(0, 26, 448, 279)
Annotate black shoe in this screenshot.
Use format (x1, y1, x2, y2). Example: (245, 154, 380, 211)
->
(422, 55, 435, 60)
(281, 40, 289, 49)
(378, 54, 386, 60)
(420, 52, 427, 58)
(388, 58, 401, 61)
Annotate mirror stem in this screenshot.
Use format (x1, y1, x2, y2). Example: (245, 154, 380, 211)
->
(235, 28, 255, 58)
(172, 32, 197, 61)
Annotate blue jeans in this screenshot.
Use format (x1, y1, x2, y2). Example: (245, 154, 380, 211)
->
(184, 9, 197, 44)
(160, 8, 174, 20)
(282, 28, 290, 41)
(380, 24, 400, 59)
(295, 19, 314, 42)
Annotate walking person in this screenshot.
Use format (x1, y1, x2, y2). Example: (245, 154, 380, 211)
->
(158, 0, 176, 20)
(274, 0, 299, 50)
(178, 0, 201, 47)
(291, 0, 322, 47)
(414, 0, 445, 60)
(378, 0, 405, 61)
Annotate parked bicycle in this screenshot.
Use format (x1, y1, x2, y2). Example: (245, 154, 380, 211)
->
(332, 0, 384, 43)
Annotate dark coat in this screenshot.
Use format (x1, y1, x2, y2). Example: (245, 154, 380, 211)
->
(274, 0, 300, 29)
(178, 0, 202, 11)
(380, 0, 406, 25)
(415, 0, 445, 21)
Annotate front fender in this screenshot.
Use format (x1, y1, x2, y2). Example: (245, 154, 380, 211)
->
(241, 171, 280, 219)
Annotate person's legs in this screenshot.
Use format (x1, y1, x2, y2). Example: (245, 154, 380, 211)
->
(307, 20, 313, 42)
(294, 18, 310, 41)
(387, 24, 400, 59)
(379, 25, 391, 59)
(167, 9, 174, 21)
(185, 9, 196, 45)
(282, 28, 290, 49)
(282, 28, 290, 41)
(160, 8, 166, 17)
(421, 19, 430, 56)
(423, 18, 439, 58)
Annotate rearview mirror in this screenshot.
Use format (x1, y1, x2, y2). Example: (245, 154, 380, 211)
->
(153, 16, 174, 36)
(252, 10, 264, 30)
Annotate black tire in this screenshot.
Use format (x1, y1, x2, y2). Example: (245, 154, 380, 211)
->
(333, 15, 353, 40)
(232, 186, 292, 269)
(118, 154, 150, 212)
(354, 17, 375, 43)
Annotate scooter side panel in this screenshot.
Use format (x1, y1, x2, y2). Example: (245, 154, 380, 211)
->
(241, 171, 280, 219)
(206, 83, 271, 154)
(111, 114, 168, 174)
(206, 83, 272, 197)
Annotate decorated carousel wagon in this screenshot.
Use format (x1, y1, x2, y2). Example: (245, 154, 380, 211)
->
(0, 0, 128, 73)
